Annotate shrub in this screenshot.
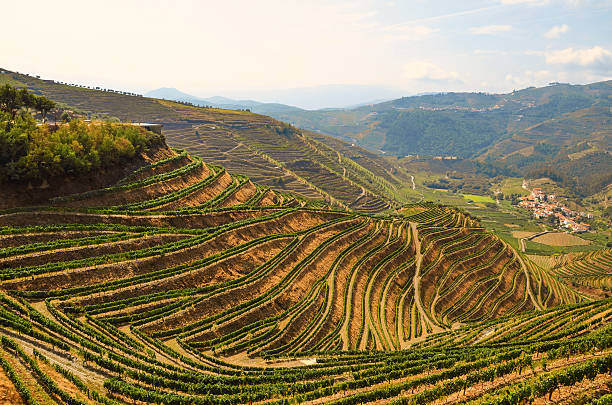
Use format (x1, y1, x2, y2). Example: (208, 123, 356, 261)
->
(0, 113, 163, 182)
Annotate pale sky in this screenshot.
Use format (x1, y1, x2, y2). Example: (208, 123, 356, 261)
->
(3, 0, 611, 107)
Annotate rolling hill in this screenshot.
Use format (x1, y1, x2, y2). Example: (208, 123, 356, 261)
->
(268, 81, 612, 197)
(269, 81, 612, 155)
(1, 77, 611, 404)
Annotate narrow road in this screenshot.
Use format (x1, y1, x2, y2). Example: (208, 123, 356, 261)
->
(224, 142, 244, 155)
(520, 230, 550, 252)
(336, 151, 347, 177)
(352, 186, 367, 205)
(408, 174, 425, 203)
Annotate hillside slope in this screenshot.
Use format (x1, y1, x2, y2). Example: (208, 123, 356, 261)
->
(0, 142, 609, 404)
(0, 144, 584, 348)
(0, 69, 408, 213)
(0, 112, 610, 403)
(269, 81, 612, 197)
(270, 80, 612, 156)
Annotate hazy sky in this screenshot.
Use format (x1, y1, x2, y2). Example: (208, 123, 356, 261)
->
(3, 0, 611, 105)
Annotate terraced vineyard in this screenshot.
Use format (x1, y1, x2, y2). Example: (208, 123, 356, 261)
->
(0, 70, 408, 214)
(153, 102, 399, 213)
(530, 249, 612, 294)
(0, 140, 610, 404)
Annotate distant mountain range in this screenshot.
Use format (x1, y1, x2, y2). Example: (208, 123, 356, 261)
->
(144, 87, 303, 115)
(144, 84, 402, 111)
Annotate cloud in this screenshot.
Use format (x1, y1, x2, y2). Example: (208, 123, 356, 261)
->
(563, 0, 600, 6)
(505, 74, 521, 85)
(505, 70, 553, 87)
(383, 24, 439, 41)
(524, 50, 545, 56)
(545, 46, 612, 71)
(497, 0, 549, 5)
(403, 61, 460, 82)
(474, 49, 509, 56)
(498, 0, 604, 6)
(470, 25, 513, 35)
(400, 5, 503, 24)
(544, 24, 569, 38)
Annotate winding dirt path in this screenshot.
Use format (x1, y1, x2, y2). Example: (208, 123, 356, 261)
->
(409, 223, 442, 336)
(505, 241, 543, 311)
(224, 142, 244, 155)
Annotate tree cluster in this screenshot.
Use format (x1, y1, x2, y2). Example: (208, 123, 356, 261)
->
(0, 84, 55, 122)
(0, 107, 163, 182)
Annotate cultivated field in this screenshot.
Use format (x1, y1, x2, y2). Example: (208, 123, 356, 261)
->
(512, 231, 537, 239)
(531, 232, 591, 246)
(0, 145, 608, 404)
(0, 70, 610, 403)
(0, 70, 405, 214)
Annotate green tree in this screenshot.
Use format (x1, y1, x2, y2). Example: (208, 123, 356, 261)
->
(0, 85, 55, 123)
(0, 84, 20, 119)
(33, 96, 55, 122)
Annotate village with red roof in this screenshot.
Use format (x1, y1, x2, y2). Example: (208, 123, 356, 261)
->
(517, 186, 592, 233)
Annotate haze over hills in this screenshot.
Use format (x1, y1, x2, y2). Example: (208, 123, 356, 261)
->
(145, 84, 402, 111)
(144, 87, 305, 116)
(269, 81, 612, 155)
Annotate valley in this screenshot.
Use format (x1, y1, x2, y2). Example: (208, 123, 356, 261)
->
(0, 78, 610, 404)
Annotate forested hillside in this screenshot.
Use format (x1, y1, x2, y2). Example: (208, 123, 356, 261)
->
(271, 81, 612, 156)
(268, 81, 612, 198)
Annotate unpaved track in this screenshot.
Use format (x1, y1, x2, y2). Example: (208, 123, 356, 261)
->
(409, 223, 443, 336)
(510, 243, 543, 311)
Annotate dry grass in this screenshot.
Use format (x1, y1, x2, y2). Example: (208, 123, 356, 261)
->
(532, 232, 591, 246)
(0, 370, 24, 405)
(511, 231, 536, 239)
